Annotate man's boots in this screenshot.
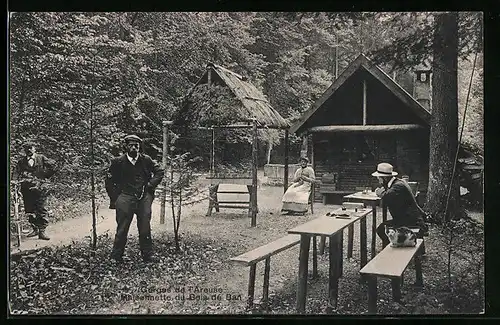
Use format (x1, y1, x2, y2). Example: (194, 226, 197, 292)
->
(38, 229, 50, 240)
(26, 225, 39, 238)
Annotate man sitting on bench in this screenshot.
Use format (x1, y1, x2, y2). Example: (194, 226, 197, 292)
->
(372, 162, 428, 248)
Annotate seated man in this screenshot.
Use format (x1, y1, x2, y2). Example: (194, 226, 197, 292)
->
(281, 157, 316, 216)
(372, 162, 428, 248)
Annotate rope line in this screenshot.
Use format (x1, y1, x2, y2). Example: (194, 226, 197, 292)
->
(443, 51, 478, 220)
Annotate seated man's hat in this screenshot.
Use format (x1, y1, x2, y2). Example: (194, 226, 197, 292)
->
(372, 162, 398, 177)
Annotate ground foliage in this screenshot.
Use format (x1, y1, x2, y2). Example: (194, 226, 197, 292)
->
(9, 211, 483, 315)
(9, 233, 234, 315)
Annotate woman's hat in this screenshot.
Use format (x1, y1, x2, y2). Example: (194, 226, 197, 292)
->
(124, 134, 143, 143)
(372, 162, 398, 177)
(300, 156, 309, 163)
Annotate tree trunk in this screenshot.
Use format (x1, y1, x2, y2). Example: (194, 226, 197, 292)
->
(426, 12, 461, 222)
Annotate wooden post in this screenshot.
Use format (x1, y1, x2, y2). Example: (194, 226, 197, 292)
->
(262, 257, 271, 310)
(207, 65, 212, 86)
(371, 203, 377, 259)
(284, 129, 289, 193)
(310, 133, 315, 212)
(347, 225, 354, 258)
(415, 248, 424, 287)
(312, 236, 318, 278)
(391, 278, 402, 302)
(296, 234, 311, 313)
(160, 120, 172, 225)
(363, 79, 367, 125)
(210, 128, 215, 178)
(367, 276, 378, 314)
(328, 233, 340, 310)
(338, 231, 344, 278)
(319, 236, 326, 255)
(360, 217, 368, 269)
(251, 119, 258, 227)
(247, 264, 257, 309)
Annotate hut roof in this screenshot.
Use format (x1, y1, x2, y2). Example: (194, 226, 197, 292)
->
(181, 63, 289, 129)
(290, 54, 432, 134)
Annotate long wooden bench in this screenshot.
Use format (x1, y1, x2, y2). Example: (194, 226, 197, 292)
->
(360, 238, 424, 314)
(229, 234, 301, 310)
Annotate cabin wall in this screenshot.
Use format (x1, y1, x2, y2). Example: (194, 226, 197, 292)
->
(312, 130, 429, 202)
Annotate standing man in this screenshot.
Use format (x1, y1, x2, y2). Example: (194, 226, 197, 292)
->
(105, 134, 164, 263)
(372, 162, 427, 248)
(14, 142, 56, 240)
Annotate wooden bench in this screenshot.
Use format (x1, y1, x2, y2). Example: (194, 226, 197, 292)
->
(360, 238, 424, 314)
(229, 234, 301, 310)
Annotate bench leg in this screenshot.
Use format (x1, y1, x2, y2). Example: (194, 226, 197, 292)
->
(391, 278, 402, 302)
(296, 234, 311, 313)
(214, 185, 220, 212)
(312, 236, 318, 278)
(367, 275, 378, 314)
(262, 258, 271, 311)
(347, 224, 354, 259)
(319, 236, 326, 255)
(206, 185, 217, 216)
(415, 249, 424, 287)
(247, 264, 257, 309)
(328, 233, 341, 310)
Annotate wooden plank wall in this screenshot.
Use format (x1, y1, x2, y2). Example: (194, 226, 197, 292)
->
(312, 132, 429, 202)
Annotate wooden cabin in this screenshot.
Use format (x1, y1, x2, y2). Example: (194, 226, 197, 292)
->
(290, 54, 433, 203)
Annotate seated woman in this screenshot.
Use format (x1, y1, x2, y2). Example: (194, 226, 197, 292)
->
(281, 157, 316, 216)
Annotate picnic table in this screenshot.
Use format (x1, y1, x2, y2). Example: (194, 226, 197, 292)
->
(288, 207, 373, 313)
(343, 191, 388, 259)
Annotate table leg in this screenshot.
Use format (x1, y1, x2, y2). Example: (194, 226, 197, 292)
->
(319, 236, 326, 255)
(367, 275, 378, 314)
(312, 236, 318, 279)
(371, 203, 377, 259)
(338, 231, 344, 278)
(296, 234, 311, 313)
(360, 216, 368, 269)
(347, 224, 354, 258)
(328, 233, 340, 310)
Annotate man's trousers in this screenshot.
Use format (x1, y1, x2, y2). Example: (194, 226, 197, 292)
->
(20, 183, 49, 230)
(111, 192, 154, 259)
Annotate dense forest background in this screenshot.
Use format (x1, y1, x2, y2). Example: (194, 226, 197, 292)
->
(9, 12, 483, 202)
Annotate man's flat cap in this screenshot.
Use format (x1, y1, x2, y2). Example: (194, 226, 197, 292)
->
(124, 134, 143, 143)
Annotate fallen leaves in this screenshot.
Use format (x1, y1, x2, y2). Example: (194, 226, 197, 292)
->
(9, 233, 233, 314)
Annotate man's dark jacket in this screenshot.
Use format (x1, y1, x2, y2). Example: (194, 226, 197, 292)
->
(15, 153, 56, 192)
(379, 178, 426, 228)
(105, 154, 164, 209)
